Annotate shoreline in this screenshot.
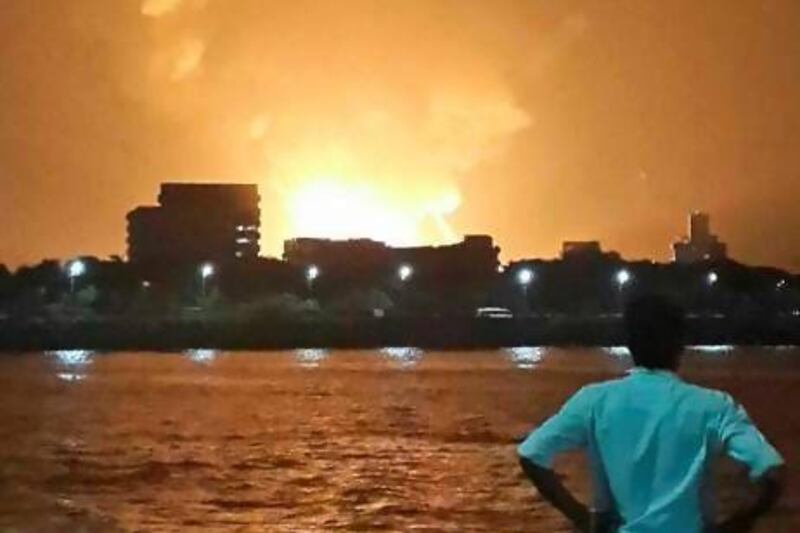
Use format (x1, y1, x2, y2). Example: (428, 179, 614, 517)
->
(1, 315, 798, 351)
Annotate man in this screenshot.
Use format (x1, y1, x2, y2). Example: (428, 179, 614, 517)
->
(517, 294, 785, 532)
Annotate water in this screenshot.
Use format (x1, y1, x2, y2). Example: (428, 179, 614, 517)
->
(0, 347, 798, 531)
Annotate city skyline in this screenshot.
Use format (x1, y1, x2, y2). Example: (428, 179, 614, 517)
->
(2, 1, 800, 270)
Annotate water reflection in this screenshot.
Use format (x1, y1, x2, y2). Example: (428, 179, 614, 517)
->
(770, 345, 798, 352)
(295, 348, 328, 368)
(47, 349, 94, 382)
(504, 347, 546, 369)
(689, 345, 734, 355)
(602, 346, 631, 358)
(380, 347, 423, 369)
(184, 348, 218, 364)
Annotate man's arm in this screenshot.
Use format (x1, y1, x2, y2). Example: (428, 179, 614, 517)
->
(713, 465, 786, 533)
(519, 457, 592, 532)
(517, 387, 604, 531)
(713, 395, 786, 532)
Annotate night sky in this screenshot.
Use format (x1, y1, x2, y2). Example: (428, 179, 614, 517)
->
(1, 1, 799, 269)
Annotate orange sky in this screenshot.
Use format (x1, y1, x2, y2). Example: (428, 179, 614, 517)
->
(1, 1, 799, 270)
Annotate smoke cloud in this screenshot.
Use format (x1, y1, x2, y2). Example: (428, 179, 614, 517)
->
(4, 1, 800, 269)
(137, 0, 532, 250)
(141, 0, 184, 18)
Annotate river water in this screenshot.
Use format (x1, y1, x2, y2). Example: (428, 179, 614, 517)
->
(0, 347, 798, 532)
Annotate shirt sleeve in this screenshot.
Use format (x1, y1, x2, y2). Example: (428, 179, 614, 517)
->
(517, 386, 593, 468)
(716, 394, 784, 480)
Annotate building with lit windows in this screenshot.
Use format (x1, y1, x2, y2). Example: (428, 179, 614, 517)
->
(127, 183, 260, 265)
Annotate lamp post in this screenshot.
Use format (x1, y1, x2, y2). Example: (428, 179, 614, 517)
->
(516, 267, 534, 314)
(199, 263, 215, 298)
(67, 260, 86, 296)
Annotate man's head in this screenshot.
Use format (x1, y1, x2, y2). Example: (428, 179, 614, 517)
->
(624, 293, 686, 370)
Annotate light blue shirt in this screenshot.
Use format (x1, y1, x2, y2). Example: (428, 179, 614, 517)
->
(518, 368, 784, 532)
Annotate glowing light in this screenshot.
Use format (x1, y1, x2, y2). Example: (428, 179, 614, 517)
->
(516, 268, 534, 286)
(381, 347, 422, 369)
(282, 179, 463, 247)
(200, 263, 215, 279)
(398, 264, 413, 282)
(67, 260, 85, 279)
(689, 345, 735, 355)
(616, 269, 632, 287)
(48, 349, 94, 382)
(185, 348, 217, 364)
(49, 349, 93, 366)
(295, 348, 328, 368)
(57, 373, 85, 382)
(602, 346, 631, 358)
(306, 265, 319, 282)
(287, 180, 421, 245)
(707, 271, 719, 286)
(504, 347, 546, 369)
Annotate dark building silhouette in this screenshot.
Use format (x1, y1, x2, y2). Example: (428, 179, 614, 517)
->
(127, 183, 260, 266)
(283, 238, 389, 273)
(395, 235, 500, 282)
(672, 212, 727, 264)
(283, 235, 500, 282)
(561, 241, 621, 262)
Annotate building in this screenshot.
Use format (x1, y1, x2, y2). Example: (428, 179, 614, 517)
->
(672, 211, 727, 264)
(127, 183, 260, 265)
(395, 235, 500, 281)
(561, 241, 621, 262)
(283, 237, 391, 276)
(283, 235, 500, 282)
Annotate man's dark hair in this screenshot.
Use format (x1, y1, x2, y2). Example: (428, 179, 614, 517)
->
(624, 293, 686, 370)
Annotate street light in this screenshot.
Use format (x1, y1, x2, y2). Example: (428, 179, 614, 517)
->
(517, 268, 534, 287)
(398, 264, 413, 282)
(199, 262, 215, 297)
(66, 259, 85, 295)
(615, 269, 631, 289)
(614, 269, 632, 312)
(306, 264, 319, 295)
(516, 267, 534, 313)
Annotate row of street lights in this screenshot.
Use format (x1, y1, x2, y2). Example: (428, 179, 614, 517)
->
(62, 259, 789, 302)
(516, 267, 724, 292)
(305, 263, 414, 294)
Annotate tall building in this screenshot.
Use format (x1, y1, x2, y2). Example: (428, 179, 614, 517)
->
(127, 183, 260, 265)
(672, 211, 727, 264)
